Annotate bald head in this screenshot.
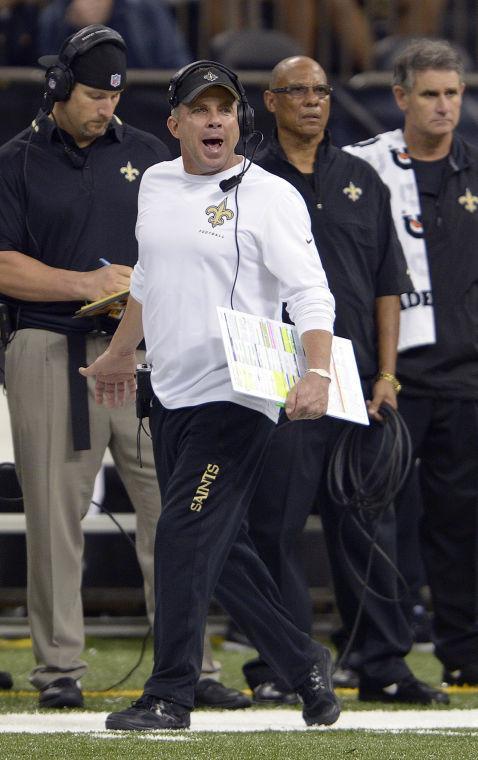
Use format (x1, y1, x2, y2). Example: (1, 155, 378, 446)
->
(269, 56, 327, 90)
(264, 56, 331, 147)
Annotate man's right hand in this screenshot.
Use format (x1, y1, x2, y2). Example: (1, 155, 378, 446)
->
(79, 348, 137, 407)
(80, 264, 132, 302)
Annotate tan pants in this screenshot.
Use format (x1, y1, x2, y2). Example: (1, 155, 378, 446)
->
(5, 329, 218, 688)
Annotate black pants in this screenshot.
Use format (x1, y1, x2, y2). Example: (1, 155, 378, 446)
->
(246, 412, 413, 689)
(395, 396, 478, 669)
(144, 400, 323, 708)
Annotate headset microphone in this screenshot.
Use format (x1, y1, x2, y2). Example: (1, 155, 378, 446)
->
(219, 174, 242, 193)
(218, 131, 264, 194)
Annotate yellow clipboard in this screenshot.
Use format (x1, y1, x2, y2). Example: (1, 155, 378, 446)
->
(73, 289, 129, 319)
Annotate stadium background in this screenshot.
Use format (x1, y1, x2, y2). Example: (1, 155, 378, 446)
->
(0, 0, 476, 634)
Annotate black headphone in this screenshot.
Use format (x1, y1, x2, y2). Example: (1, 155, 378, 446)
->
(44, 24, 126, 103)
(168, 60, 255, 142)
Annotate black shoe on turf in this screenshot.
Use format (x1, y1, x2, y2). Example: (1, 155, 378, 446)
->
(442, 663, 478, 687)
(38, 677, 84, 709)
(253, 681, 300, 705)
(106, 695, 191, 731)
(296, 649, 341, 726)
(194, 678, 251, 709)
(0, 671, 13, 690)
(359, 674, 450, 705)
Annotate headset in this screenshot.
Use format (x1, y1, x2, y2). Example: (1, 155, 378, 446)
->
(168, 60, 255, 142)
(43, 24, 126, 105)
(170, 60, 261, 195)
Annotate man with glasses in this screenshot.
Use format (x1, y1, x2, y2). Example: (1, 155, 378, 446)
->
(243, 56, 449, 705)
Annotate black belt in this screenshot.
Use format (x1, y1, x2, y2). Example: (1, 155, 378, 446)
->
(67, 333, 91, 451)
(14, 314, 141, 451)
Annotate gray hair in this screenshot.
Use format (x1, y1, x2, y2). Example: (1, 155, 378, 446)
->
(392, 38, 464, 91)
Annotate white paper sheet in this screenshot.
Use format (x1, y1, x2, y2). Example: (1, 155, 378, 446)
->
(218, 307, 369, 426)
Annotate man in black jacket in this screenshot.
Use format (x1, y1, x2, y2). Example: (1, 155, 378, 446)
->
(244, 55, 449, 704)
(346, 38, 478, 688)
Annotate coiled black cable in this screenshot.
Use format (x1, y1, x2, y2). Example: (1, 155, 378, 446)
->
(326, 404, 413, 672)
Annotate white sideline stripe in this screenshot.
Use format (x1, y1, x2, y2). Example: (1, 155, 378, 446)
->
(1, 709, 478, 733)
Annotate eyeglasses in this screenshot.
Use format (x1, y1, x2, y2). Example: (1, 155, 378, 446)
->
(270, 84, 333, 100)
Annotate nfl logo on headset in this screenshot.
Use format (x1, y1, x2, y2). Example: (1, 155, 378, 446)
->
(110, 73, 121, 88)
(48, 77, 57, 91)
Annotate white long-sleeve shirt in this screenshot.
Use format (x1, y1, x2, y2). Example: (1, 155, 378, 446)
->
(131, 157, 335, 421)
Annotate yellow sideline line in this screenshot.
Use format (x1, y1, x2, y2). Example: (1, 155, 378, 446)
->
(0, 639, 31, 649)
(2, 685, 478, 699)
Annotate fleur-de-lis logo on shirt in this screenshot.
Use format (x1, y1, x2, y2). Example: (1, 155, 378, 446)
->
(343, 182, 362, 202)
(205, 198, 234, 227)
(120, 161, 140, 182)
(458, 188, 478, 213)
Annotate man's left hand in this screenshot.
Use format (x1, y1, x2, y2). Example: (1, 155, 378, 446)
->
(285, 372, 330, 421)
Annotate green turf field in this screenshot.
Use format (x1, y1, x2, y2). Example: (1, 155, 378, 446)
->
(0, 635, 477, 759)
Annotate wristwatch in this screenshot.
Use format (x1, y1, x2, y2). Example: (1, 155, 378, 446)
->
(306, 368, 332, 381)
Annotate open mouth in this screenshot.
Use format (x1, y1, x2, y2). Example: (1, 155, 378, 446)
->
(203, 137, 224, 153)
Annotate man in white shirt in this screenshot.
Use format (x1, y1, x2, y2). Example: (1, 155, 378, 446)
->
(81, 60, 339, 731)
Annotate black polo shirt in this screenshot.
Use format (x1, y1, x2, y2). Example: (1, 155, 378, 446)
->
(0, 112, 170, 333)
(256, 131, 411, 382)
(394, 137, 478, 399)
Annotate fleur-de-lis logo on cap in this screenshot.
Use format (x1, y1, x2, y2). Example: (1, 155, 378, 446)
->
(343, 181, 362, 202)
(204, 70, 218, 82)
(120, 161, 140, 182)
(205, 198, 234, 227)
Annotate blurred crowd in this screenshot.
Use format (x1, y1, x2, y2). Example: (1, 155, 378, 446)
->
(2, 1, 478, 75)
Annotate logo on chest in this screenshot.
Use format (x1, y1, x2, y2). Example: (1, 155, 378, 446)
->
(458, 188, 478, 213)
(120, 161, 140, 182)
(343, 181, 362, 202)
(205, 198, 234, 228)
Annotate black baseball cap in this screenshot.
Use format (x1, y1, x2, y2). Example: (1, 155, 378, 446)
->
(170, 64, 240, 106)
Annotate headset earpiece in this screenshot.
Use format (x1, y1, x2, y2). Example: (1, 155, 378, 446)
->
(168, 60, 254, 141)
(43, 24, 126, 104)
(45, 61, 74, 102)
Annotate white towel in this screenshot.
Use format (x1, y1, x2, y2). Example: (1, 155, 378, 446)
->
(344, 129, 436, 352)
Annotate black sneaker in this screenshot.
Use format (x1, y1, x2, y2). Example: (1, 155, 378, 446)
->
(38, 677, 84, 709)
(194, 678, 251, 709)
(442, 663, 478, 686)
(0, 671, 13, 690)
(253, 681, 300, 705)
(106, 695, 190, 731)
(359, 674, 450, 704)
(296, 649, 341, 727)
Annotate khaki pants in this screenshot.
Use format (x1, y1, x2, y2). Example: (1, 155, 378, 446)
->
(5, 329, 218, 688)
